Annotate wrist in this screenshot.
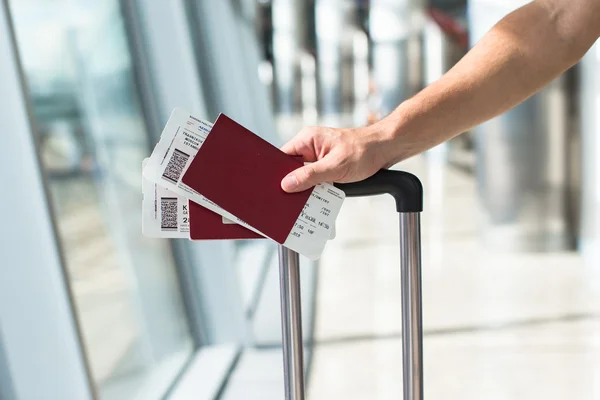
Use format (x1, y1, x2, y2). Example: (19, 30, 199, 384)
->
(371, 101, 414, 166)
(357, 120, 399, 169)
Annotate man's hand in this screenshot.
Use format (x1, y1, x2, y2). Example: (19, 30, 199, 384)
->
(280, 125, 393, 193)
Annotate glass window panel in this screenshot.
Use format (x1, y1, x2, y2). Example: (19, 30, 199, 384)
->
(8, 1, 193, 399)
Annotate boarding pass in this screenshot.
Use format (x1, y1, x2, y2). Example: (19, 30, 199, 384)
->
(142, 158, 189, 238)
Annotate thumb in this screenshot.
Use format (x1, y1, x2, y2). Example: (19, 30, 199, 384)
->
(281, 159, 337, 193)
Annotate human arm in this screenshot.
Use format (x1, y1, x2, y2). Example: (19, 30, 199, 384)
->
(281, 0, 600, 192)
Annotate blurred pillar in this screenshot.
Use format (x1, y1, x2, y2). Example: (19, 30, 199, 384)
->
(299, 52, 318, 124)
(369, 0, 425, 117)
(422, 16, 451, 161)
(580, 42, 600, 262)
(315, 0, 359, 121)
(422, 11, 467, 161)
(352, 28, 370, 126)
(272, 0, 307, 115)
(469, 0, 573, 251)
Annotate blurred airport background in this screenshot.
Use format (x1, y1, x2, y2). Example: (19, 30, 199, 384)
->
(0, 0, 599, 399)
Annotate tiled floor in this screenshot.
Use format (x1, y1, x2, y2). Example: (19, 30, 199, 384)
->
(307, 155, 600, 399)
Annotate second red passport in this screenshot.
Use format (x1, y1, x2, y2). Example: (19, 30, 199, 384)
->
(181, 114, 311, 244)
(189, 201, 263, 240)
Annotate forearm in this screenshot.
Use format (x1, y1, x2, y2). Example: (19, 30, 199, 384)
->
(376, 0, 600, 164)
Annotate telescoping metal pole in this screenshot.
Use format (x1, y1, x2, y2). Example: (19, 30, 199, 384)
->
(399, 212, 424, 400)
(278, 246, 306, 400)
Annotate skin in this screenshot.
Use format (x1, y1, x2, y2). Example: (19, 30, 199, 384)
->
(280, 0, 600, 193)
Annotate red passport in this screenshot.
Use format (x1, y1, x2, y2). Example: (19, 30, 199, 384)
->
(188, 201, 263, 240)
(181, 114, 312, 244)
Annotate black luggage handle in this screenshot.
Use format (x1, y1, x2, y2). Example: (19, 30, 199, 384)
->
(334, 169, 423, 213)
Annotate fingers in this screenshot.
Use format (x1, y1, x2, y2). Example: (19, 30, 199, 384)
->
(281, 158, 337, 193)
(280, 139, 298, 156)
(281, 127, 312, 156)
(281, 139, 318, 163)
(280, 127, 319, 162)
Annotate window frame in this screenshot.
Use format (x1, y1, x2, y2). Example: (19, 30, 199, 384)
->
(0, 1, 95, 398)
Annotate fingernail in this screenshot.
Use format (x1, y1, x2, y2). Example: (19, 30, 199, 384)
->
(282, 175, 298, 191)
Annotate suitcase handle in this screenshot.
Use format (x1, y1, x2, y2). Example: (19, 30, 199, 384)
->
(334, 169, 423, 213)
(280, 169, 425, 400)
(336, 168, 425, 400)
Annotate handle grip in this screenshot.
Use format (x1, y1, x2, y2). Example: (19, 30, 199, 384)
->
(334, 169, 423, 213)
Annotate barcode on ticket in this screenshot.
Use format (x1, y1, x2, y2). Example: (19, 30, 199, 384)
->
(161, 197, 179, 231)
(162, 148, 190, 184)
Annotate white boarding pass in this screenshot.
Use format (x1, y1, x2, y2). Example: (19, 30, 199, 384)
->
(142, 159, 189, 238)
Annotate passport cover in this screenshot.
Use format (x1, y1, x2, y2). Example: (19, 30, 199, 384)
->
(181, 114, 312, 244)
(188, 200, 263, 240)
